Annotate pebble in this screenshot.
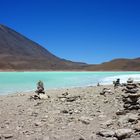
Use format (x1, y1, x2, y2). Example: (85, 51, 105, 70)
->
(61, 110, 69, 114)
(39, 94, 49, 100)
(98, 114, 107, 119)
(116, 110, 126, 115)
(104, 100, 109, 103)
(97, 129, 115, 137)
(101, 119, 114, 127)
(34, 121, 42, 126)
(118, 115, 129, 126)
(31, 111, 38, 117)
(78, 116, 93, 125)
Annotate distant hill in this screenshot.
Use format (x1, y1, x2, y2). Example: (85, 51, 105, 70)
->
(0, 24, 139, 71)
(85, 58, 140, 71)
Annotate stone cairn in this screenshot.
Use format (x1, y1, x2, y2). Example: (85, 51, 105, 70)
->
(30, 81, 50, 100)
(113, 78, 121, 88)
(35, 80, 45, 94)
(122, 78, 140, 110)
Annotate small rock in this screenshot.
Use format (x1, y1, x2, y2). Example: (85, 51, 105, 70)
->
(22, 130, 35, 135)
(61, 110, 69, 114)
(96, 109, 101, 113)
(74, 109, 81, 113)
(115, 129, 133, 139)
(41, 115, 48, 122)
(118, 115, 129, 126)
(41, 118, 47, 122)
(60, 98, 66, 102)
(93, 102, 96, 105)
(34, 121, 42, 126)
(17, 93, 25, 96)
(2, 134, 13, 139)
(66, 97, 77, 102)
(118, 113, 139, 126)
(104, 99, 109, 103)
(62, 92, 69, 96)
(98, 114, 107, 119)
(127, 113, 139, 122)
(78, 116, 93, 125)
(127, 78, 134, 84)
(102, 119, 114, 127)
(97, 129, 115, 137)
(39, 94, 49, 100)
(133, 121, 140, 131)
(31, 111, 38, 117)
(16, 126, 23, 130)
(34, 102, 43, 106)
(100, 88, 113, 95)
(116, 110, 126, 115)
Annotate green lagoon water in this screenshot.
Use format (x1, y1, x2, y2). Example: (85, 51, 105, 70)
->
(0, 71, 140, 95)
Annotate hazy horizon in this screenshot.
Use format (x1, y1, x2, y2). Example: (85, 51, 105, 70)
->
(0, 0, 140, 64)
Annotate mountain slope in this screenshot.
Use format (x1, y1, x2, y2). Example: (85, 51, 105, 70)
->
(0, 25, 58, 58)
(0, 24, 86, 70)
(0, 24, 139, 71)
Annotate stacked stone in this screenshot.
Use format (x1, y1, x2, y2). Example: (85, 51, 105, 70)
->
(122, 78, 140, 110)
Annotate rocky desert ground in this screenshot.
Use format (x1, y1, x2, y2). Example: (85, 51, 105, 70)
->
(0, 80, 140, 140)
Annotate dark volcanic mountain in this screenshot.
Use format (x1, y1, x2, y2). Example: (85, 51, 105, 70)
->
(0, 24, 140, 71)
(0, 24, 86, 70)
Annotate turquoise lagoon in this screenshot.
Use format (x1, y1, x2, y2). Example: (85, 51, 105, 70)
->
(0, 71, 140, 95)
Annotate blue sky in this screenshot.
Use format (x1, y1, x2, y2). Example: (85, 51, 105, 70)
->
(0, 0, 140, 64)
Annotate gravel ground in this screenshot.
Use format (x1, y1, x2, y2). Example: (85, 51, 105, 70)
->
(0, 85, 140, 140)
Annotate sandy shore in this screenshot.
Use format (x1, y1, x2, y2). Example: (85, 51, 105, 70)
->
(0, 85, 140, 140)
